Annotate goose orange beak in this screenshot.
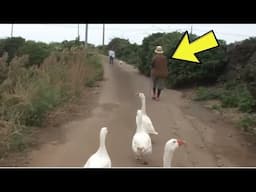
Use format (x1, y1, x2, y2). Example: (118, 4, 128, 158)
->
(177, 139, 186, 146)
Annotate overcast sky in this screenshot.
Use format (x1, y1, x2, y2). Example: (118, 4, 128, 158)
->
(0, 24, 255, 45)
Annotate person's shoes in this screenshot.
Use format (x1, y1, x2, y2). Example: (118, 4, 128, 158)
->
(152, 96, 156, 100)
(155, 97, 160, 101)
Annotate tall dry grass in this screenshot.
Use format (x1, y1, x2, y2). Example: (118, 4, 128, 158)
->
(0, 48, 103, 156)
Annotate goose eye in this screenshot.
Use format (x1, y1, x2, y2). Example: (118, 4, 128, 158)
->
(172, 140, 176, 144)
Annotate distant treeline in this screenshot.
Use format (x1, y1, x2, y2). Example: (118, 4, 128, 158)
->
(0, 37, 95, 68)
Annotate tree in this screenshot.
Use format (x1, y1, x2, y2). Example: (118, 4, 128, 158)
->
(18, 41, 50, 67)
(107, 38, 142, 66)
(0, 37, 26, 63)
(137, 32, 227, 88)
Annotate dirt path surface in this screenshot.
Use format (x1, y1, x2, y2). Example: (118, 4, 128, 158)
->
(25, 56, 256, 167)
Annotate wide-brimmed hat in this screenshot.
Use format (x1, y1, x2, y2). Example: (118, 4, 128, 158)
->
(154, 46, 164, 54)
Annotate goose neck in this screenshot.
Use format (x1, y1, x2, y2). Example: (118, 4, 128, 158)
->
(140, 97, 146, 114)
(163, 146, 175, 167)
(98, 131, 107, 153)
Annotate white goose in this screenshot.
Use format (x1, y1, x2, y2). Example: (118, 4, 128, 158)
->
(163, 138, 185, 167)
(132, 110, 152, 164)
(136, 92, 158, 135)
(84, 127, 111, 168)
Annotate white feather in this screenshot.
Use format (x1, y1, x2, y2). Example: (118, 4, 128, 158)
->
(84, 127, 111, 168)
(132, 110, 152, 162)
(137, 92, 158, 135)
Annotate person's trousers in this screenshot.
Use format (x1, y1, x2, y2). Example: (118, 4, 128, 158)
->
(109, 56, 114, 64)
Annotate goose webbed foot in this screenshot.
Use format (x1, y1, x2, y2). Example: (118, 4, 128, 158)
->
(143, 161, 148, 165)
(135, 155, 141, 160)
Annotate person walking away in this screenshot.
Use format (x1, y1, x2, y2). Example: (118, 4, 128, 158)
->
(150, 46, 168, 101)
(108, 50, 115, 64)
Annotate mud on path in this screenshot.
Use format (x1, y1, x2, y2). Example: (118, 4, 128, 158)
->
(8, 56, 256, 167)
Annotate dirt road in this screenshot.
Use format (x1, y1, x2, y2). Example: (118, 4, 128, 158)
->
(26, 56, 256, 167)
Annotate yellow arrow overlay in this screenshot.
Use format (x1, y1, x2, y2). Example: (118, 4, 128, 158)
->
(172, 30, 219, 63)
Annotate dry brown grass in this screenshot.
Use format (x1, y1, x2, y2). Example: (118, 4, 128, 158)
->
(0, 48, 103, 157)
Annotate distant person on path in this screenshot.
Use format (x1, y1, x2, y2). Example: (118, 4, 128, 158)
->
(108, 49, 115, 64)
(150, 46, 168, 101)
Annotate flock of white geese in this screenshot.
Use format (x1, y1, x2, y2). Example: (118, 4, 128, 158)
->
(84, 92, 186, 168)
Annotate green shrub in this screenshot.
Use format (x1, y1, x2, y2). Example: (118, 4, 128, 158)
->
(18, 41, 51, 67)
(22, 79, 62, 126)
(107, 38, 142, 66)
(8, 126, 28, 152)
(85, 54, 103, 86)
(0, 37, 26, 63)
(219, 84, 256, 112)
(211, 104, 222, 111)
(193, 87, 220, 101)
(238, 115, 256, 134)
(220, 92, 239, 108)
(194, 83, 256, 113)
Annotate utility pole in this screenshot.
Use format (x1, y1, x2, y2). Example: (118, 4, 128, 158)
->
(77, 24, 80, 41)
(85, 24, 88, 48)
(11, 24, 14, 37)
(190, 25, 193, 35)
(103, 24, 105, 46)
